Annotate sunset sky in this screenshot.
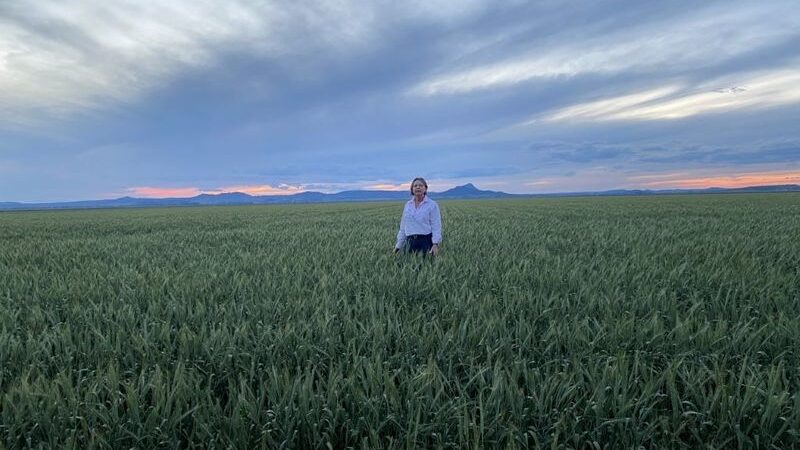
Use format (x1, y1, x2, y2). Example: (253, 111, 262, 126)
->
(2, 0, 799, 202)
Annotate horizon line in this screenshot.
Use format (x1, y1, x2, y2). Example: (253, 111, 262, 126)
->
(3, 182, 800, 206)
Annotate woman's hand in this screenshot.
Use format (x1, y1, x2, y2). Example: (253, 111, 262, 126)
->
(430, 244, 440, 256)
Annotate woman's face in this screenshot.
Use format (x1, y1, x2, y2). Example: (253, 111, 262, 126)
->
(412, 180, 427, 196)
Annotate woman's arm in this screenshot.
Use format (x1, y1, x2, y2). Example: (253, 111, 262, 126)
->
(430, 202, 442, 245)
(394, 204, 408, 251)
(429, 202, 442, 255)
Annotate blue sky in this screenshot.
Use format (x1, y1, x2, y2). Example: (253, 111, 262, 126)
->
(2, 0, 799, 202)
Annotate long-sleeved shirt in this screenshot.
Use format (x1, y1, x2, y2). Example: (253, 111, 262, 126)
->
(395, 195, 442, 249)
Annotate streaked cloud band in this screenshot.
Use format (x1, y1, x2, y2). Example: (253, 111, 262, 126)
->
(410, 2, 800, 96)
(539, 67, 800, 122)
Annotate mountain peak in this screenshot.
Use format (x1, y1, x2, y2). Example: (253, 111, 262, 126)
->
(431, 183, 510, 199)
(448, 183, 480, 192)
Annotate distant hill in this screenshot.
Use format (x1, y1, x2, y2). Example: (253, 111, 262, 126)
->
(434, 183, 514, 199)
(564, 184, 800, 196)
(2, 183, 799, 211)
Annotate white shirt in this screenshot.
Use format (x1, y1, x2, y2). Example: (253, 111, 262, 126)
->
(395, 195, 442, 249)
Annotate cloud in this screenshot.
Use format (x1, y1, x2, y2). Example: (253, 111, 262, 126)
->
(3, 0, 800, 203)
(541, 67, 800, 122)
(126, 186, 203, 198)
(542, 86, 682, 123)
(505, 166, 623, 193)
(126, 183, 308, 198)
(540, 143, 629, 163)
(628, 170, 800, 189)
(410, 1, 800, 96)
(125, 180, 425, 198)
(524, 180, 553, 186)
(429, 166, 528, 179)
(210, 184, 306, 196)
(0, 2, 371, 126)
(0, 0, 504, 128)
(634, 140, 800, 166)
(365, 183, 408, 191)
(1, 1, 268, 126)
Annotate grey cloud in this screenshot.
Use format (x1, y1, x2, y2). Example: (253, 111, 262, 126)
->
(428, 166, 528, 180)
(3, 0, 800, 202)
(533, 143, 628, 164)
(518, 139, 800, 171)
(638, 141, 800, 166)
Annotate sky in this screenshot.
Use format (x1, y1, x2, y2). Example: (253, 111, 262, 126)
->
(1, 0, 800, 202)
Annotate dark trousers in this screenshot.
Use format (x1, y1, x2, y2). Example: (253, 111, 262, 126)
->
(407, 233, 433, 254)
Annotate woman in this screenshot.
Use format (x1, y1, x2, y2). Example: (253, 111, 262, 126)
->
(394, 177, 442, 256)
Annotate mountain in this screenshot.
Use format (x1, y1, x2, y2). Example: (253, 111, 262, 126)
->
(573, 184, 800, 196)
(436, 183, 514, 199)
(2, 183, 800, 211)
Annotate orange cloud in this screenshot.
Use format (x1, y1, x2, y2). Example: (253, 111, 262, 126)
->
(127, 186, 203, 198)
(212, 184, 305, 196)
(365, 183, 408, 191)
(127, 184, 306, 198)
(636, 171, 800, 189)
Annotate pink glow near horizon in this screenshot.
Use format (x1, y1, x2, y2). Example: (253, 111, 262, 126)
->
(212, 184, 305, 196)
(127, 184, 305, 198)
(365, 183, 408, 191)
(636, 171, 800, 189)
(125, 171, 800, 199)
(127, 186, 204, 198)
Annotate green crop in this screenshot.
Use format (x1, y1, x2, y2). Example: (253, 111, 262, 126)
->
(1, 194, 799, 449)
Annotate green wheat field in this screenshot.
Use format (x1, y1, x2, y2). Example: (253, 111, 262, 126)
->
(1, 194, 799, 449)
